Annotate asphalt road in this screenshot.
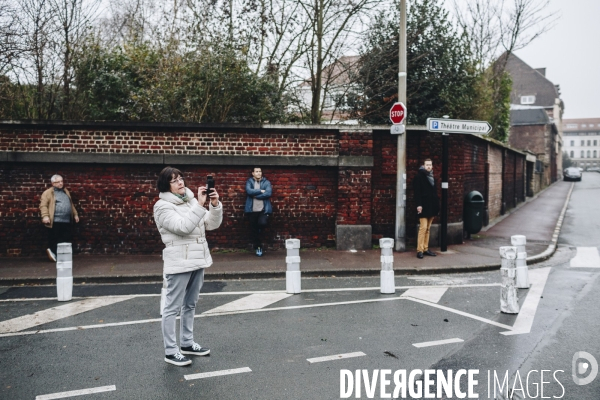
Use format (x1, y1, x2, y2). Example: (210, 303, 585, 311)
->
(1, 173, 599, 400)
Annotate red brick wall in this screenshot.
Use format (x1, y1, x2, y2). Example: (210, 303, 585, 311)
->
(0, 129, 339, 156)
(0, 163, 338, 256)
(0, 123, 526, 256)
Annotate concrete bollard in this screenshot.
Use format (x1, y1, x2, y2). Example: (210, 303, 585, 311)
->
(160, 273, 167, 316)
(379, 238, 395, 294)
(499, 246, 519, 314)
(56, 243, 73, 301)
(286, 239, 301, 294)
(511, 235, 530, 289)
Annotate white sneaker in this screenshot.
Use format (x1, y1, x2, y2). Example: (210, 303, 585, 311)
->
(46, 249, 56, 262)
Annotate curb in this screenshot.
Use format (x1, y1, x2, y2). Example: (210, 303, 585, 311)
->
(0, 264, 504, 286)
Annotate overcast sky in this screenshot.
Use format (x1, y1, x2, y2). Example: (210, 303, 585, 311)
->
(497, 0, 600, 119)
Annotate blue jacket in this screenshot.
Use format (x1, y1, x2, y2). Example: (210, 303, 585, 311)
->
(245, 177, 273, 214)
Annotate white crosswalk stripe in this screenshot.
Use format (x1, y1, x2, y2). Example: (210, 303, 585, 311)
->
(570, 247, 600, 268)
(0, 297, 133, 334)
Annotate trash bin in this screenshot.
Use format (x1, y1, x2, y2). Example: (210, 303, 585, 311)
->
(464, 191, 485, 234)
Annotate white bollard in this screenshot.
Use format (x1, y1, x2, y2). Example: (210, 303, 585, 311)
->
(511, 235, 530, 289)
(499, 246, 519, 314)
(379, 238, 395, 294)
(285, 239, 301, 294)
(56, 243, 73, 301)
(160, 273, 167, 316)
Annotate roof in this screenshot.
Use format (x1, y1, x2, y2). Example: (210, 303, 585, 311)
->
(510, 107, 551, 126)
(301, 55, 360, 87)
(562, 118, 600, 132)
(503, 52, 561, 108)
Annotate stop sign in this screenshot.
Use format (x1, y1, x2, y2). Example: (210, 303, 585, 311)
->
(389, 102, 407, 124)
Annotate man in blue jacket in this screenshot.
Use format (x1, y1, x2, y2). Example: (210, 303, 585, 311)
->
(245, 167, 272, 256)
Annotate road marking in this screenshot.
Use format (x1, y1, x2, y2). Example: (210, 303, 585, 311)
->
(1, 292, 511, 337)
(203, 293, 292, 314)
(401, 287, 447, 303)
(570, 247, 600, 268)
(36, 385, 116, 399)
(0, 283, 501, 302)
(307, 351, 366, 363)
(0, 297, 133, 334)
(501, 267, 551, 336)
(184, 367, 252, 380)
(403, 297, 514, 330)
(412, 338, 464, 348)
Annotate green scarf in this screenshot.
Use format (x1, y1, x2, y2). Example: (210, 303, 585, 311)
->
(173, 192, 189, 202)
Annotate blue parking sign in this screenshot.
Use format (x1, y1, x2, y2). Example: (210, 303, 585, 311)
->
(432, 121, 439, 129)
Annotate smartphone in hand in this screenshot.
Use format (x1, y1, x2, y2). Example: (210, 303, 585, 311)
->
(206, 175, 215, 194)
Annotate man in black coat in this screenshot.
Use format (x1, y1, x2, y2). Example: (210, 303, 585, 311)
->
(413, 158, 439, 259)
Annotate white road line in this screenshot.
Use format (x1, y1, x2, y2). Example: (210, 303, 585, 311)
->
(307, 351, 366, 363)
(184, 367, 252, 380)
(412, 338, 464, 348)
(0, 283, 501, 302)
(0, 297, 133, 334)
(400, 287, 448, 303)
(570, 247, 600, 268)
(403, 297, 514, 330)
(1, 288, 510, 337)
(203, 293, 292, 314)
(36, 385, 116, 400)
(501, 267, 551, 336)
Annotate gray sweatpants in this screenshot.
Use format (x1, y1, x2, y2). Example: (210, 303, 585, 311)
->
(162, 268, 205, 356)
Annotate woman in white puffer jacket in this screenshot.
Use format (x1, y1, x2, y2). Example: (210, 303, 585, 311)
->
(153, 166, 222, 367)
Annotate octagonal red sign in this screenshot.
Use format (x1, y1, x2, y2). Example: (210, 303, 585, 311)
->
(389, 102, 407, 124)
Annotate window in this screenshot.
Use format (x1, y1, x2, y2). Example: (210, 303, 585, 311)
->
(595, 140, 598, 146)
(570, 151, 574, 158)
(582, 124, 587, 128)
(520, 95, 536, 104)
(594, 150, 598, 158)
(570, 140, 574, 146)
(566, 124, 578, 128)
(587, 150, 591, 158)
(588, 140, 591, 146)
(581, 150, 585, 158)
(581, 140, 585, 146)
(535, 160, 543, 173)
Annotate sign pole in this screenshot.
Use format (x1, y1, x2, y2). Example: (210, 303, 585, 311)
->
(395, 0, 407, 252)
(441, 132, 449, 252)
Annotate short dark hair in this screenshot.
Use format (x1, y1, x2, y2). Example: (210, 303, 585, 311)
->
(157, 167, 183, 192)
(252, 167, 262, 173)
(423, 158, 432, 164)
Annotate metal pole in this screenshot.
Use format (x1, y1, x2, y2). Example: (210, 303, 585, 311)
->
(441, 133, 448, 252)
(395, 0, 407, 252)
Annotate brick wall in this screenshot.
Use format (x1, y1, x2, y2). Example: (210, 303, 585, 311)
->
(1, 122, 526, 257)
(0, 129, 339, 156)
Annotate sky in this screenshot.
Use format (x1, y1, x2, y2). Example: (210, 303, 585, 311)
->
(513, 0, 600, 119)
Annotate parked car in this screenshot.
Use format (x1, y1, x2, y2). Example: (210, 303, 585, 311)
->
(587, 167, 600, 172)
(564, 167, 582, 181)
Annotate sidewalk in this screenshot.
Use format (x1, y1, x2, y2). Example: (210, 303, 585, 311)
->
(0, 181, 573, 285)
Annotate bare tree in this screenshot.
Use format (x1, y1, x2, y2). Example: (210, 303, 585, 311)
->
(49, 0, 99, 117)
(453, 0, 559, 71)
(298, 0, 380, 124)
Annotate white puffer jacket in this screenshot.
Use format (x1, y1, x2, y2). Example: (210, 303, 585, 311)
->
(153, 188, 223, 275)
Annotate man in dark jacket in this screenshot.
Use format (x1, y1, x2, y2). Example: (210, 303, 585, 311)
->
(413, 159, 439, 259)
(245, 167, 272, 256)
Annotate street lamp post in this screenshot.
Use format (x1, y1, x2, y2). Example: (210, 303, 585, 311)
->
(395, 0, 407, 252)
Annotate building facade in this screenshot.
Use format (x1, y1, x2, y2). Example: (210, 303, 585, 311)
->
(563, 118, 600, 170)
(504, 52, 564, 186)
